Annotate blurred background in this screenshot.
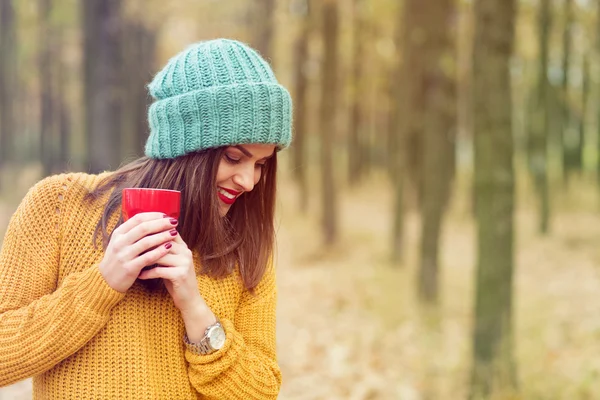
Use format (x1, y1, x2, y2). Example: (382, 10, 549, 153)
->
(0, 0, 599, 399)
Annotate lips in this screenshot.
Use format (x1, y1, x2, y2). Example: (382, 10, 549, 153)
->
(217, 187, 242, 205)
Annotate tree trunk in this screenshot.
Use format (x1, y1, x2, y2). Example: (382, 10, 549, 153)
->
(418, 0, 457, 304)
(401, 2, 427, 209)
(39, 0, 56, 177)
(291, 0, 311, 213)
(348, 0, 366, 186)
(597, 0, 600, 187)
(83, 0, 123, 174)
(575, 54, 589, 171)
(0, 0, 16, 181)
(531, 0, 551, 234)
(391, 14, 406, 263)
(390, 0, 429, 262)
(122, 19, 156, 158)
(320, 0, 339, 246)
(360, 24, 375, 180)
(470, 0, 518, 397)
(252, 0, 276, 62)
(56, 28, 70, 172)
(390, 0, 416, 263)
(561, 0, 574, 182)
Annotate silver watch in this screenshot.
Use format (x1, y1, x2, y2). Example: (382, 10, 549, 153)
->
(184, 318, 226, 355)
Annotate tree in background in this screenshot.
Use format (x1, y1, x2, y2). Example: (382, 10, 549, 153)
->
(39, 0, 57, 176)
(320, 0, 339, 246)
(347, 0, 367, 187)
(83, 0, 123, 173)
(355, 9, 379, 180)
(560, 0, 575, 181)
(0, 0, 17, 186)
(55, 25, 71, 174)
(575, 53, 589, 173)
(291, 0, 311, 213)
(597, 0, 600, 186)
(530, 0, 551, 234)
(38, 0, 73, 176)
(418, 0, 457, 304)
(390, 1, 426, 211)
(121, 18, 156, 158)
(389, 0, 415, 263)
(471, 0, 518, 396)
(251, 0, 276, 62)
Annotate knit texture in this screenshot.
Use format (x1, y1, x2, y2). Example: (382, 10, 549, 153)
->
(0, 173, 281, 399)
(145, 39, 293, 159)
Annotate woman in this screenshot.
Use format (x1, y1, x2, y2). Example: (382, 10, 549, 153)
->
(0, 38, 291, 399)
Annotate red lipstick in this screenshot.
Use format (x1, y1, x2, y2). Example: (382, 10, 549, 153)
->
(217, 187, 241, 205)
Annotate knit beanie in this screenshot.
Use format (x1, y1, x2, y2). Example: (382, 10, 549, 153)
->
(145, 39, 293, 159)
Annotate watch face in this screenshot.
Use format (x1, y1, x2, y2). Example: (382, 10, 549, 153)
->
(208, 326, 226, 350)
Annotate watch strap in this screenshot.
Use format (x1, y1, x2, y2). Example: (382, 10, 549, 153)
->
(183, 318, 222, 355)
(183, 332, 212, 354)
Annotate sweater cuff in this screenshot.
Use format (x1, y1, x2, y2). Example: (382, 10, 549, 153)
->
(74, 265, 126, 315)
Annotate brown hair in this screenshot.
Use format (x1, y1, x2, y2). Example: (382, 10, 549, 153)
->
(84, 147, 277, 291)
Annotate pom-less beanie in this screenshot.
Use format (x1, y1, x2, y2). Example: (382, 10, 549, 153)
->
(145, 39, 293, 159)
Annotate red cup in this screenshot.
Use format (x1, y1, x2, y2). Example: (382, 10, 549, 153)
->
(122, 188, 181, 221)
(122, 188, 181, 275)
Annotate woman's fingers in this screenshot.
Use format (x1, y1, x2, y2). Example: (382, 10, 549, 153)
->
(131, 242, 174, 272)
(128, 227, 178, 258)
(138, 248, 193, 278)
(137, 258, 183, 280)
(116, 212, 167, 235)
(124, 215, 178, 245)
(150, 246, 187, 268)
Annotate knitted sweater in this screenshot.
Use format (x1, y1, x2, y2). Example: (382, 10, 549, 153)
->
(0, 173, 281, 399)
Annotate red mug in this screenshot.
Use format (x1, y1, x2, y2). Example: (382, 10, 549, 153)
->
(122, 188, 181, 274)
(122, 188, 181, 221)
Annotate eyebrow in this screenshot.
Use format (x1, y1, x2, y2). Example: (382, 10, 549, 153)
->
(234, 145, 274, 160)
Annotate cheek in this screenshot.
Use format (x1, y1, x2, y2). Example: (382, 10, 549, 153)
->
(254, 168, 262, 185)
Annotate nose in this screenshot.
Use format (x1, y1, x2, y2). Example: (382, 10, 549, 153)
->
(232, 164, 256, 193)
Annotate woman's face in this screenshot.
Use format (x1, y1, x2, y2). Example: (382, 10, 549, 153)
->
(216, 143, 276, 216)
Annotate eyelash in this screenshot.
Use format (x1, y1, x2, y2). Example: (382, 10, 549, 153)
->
(225, 154, 266, 169)
(225, 154, 240, 164)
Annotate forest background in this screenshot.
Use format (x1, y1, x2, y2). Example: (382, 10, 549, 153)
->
(0, 0, 599, 399)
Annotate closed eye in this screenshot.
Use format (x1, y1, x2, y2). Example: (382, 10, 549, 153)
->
(225, 154, 241, 164)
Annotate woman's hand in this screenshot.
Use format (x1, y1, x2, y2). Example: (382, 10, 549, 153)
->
(138, 233, 211, 316)
(99, 212, 178, 293)
(139, 234, 217, 342)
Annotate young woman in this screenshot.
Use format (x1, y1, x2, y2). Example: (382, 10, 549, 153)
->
(0, 38, 291, 399)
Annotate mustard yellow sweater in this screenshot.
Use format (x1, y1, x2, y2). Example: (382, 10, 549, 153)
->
(0, 173, 281, 399)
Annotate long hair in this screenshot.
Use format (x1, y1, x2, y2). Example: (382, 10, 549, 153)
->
(84, 147, 277, 291)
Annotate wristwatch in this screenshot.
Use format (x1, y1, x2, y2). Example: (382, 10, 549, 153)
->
(183, 318, 226, 355)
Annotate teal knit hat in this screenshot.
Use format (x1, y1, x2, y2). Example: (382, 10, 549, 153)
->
(145, 39, 293, 159)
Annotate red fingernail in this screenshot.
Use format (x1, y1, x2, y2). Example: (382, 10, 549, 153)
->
(170, 218, 178, 225)
(169, 229, 177, 236)
(165, 242, 172, 249)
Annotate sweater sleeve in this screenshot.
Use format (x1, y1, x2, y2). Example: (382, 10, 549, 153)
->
(186, 261, 281, 399)
(0, 176, 125, 387)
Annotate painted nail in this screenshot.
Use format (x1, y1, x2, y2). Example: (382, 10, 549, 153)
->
(165, 242, 172, 250)
(169, 229, 177, 236)
(170, 218, 178, 225)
